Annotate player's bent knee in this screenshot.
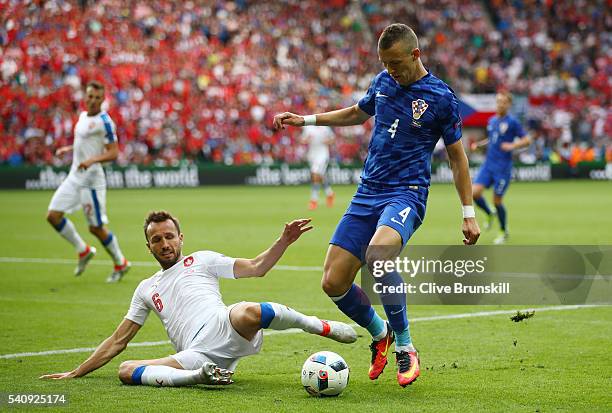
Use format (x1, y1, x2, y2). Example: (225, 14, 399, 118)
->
(46, 211, 62, 225)
(243, 302, 262, 326)
(321, 270, 351, 297)
(118, 361, 137, 384)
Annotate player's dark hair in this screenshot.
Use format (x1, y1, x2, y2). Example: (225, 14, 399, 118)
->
(86, 80, 105, 92)
(378, 23, 418, 51)
(144, 210, 181, 241)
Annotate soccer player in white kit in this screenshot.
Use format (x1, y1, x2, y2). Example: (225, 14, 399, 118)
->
(41, 211, 357, 387)
(301, 125, 335, 210)
(46, 81, 130, 283)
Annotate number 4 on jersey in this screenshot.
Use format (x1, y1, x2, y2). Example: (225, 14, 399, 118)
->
(390, 207, 411, 227)
(388, 118, 399, 139)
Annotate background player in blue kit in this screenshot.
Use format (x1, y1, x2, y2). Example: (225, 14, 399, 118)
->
(472, 92, 531, 244)
(274, 23, 480, 388)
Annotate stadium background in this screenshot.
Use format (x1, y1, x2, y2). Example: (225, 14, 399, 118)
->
(0, 1, 610, 412)
(0, 0, 610, 172)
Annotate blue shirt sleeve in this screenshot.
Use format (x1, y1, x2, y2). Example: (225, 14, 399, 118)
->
(358, 76, 377, 116)
(439, 92, 462, 146)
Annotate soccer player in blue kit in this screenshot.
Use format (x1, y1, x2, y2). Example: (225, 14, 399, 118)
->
(274, 24, 480, 387)
(472, 92, 531, 244)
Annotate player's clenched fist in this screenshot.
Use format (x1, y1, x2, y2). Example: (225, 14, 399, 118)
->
(462, 218, 481, 245)
(273, 112, 305, 130)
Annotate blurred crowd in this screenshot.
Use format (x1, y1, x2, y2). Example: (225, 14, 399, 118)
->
(0, 0, 610, 168)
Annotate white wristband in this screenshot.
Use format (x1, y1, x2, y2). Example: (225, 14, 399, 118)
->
(462, 205, 475, 219)
(303, 115, 316, 126)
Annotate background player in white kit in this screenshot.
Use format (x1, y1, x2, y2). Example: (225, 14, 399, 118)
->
(301, 125, 335, 210)
(41, 211, 357, 387)
(46, 81, 130, 283)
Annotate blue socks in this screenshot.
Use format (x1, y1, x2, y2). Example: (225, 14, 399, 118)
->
(331, 284, 384, 338)
(474, 196, 492, 215)
(378, 271, 411, 346)
(496, 203, 507, 232)
(378, 271, 408, 332)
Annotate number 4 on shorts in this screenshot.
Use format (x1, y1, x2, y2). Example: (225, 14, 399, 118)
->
(390, 207, 411, 227)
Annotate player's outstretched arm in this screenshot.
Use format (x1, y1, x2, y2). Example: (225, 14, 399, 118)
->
(55, 145, 73, 157)
(78, 142, 119, 170)
(40, 318, 141, 380)
(446, 141, 481, 245)
(501, 134, 532, 152)
(233, 219, 313, 278)
(273, 105, 370, 130)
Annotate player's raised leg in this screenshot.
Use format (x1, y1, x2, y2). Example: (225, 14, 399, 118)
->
(366, 224, 420, 387)
(119, 356, 233, 387)
(81, 188, 130, 282)
(321, 243, 391, 378)
(229, 301, 357, 344)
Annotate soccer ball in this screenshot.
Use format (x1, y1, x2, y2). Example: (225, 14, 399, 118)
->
(301, 351, 349, 397)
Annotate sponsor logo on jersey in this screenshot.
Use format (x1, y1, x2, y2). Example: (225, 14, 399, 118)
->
(183, 256, 194, 267)
(412, 99, 429, 120)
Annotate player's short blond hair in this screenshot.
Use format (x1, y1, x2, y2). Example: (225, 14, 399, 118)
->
(144, 210, 181, 241)
(498, 91, 513, 104)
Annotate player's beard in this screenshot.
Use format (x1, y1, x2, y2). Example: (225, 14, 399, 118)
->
(154, 245, 182, 269)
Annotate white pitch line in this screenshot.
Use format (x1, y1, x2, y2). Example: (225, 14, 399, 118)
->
(0, 256, 322, 272)
(0, 304, 607, 360)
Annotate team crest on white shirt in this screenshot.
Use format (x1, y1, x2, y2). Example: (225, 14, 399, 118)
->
(412, 99, 429, 120)
(183, 256, 194, 267)
(499, 122, 508, 134)
(88, 122, 95, 130)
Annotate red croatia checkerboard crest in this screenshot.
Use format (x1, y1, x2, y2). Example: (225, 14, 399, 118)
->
(412, 99, 429, 120)
(183, 256, 194, 267)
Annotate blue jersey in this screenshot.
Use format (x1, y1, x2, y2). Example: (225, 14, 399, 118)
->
(358, 71, 462, 188)
(484, 114, 526, 171)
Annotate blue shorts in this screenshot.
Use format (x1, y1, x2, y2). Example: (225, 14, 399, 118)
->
(329, 184, 427, 261)
(474, 165, 511, 196)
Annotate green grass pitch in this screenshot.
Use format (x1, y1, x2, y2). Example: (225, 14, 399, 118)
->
(0, 181, 610, 412)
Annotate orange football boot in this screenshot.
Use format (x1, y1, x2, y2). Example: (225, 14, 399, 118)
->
(368, 323, 394, 380)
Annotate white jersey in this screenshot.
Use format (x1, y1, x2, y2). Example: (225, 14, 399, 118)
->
(303, 126, 333, 161)
(125, 251, 236, 352)
(68, 111, 117, 188)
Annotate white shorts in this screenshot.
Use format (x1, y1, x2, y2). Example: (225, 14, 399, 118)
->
(48, 178, 108, 227)
(309, 156, 329, 176)
(171, 303, 263, 372)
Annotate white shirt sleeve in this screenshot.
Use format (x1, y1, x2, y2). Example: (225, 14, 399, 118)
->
(125, 280, 151, 325)
(198, 251, 237, 279)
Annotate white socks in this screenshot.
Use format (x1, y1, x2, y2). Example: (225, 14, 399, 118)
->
(140, 365, 203, 387)
(55, 218, 87, 253)
(103, 232, 125, 265)
(311, 184, 320, 201)
(261, 302, 323, 335)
